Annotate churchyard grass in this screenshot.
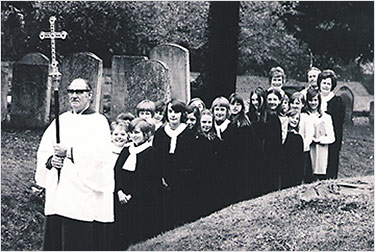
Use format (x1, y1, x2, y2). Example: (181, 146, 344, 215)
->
(1, 85, 373, 250)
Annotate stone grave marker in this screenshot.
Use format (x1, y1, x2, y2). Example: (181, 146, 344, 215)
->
(10, 53, 51, 128)
(370, 101, 374, 124)
(60, 52, 103, 114)
(111, 56, 170, 120)
(150, 43, 190, 103)
(336, 86, 354, 125)
(1, 62, 11, 121)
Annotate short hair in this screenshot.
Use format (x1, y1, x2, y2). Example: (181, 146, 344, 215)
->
(317, 69, 338, 91)
(305, 87, 322, 116)
(188, 97, 206, 110)
(135, 99, 156, 116)
(70, 78, 92, 90)
(116, 112, 135, 123)
(187, 104, 201, 119)
(290, 92, 305, 105)
(164, 99, 188, 123)
(307, 66, 321, 75)
(154, 100, 165, 113)
(127, 118, 155, 139)
(110, 120, 127, 132)
(269, 66, 286, 84)
(210, 96, 231, 119)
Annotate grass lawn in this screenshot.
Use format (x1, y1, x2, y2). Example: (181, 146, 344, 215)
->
(1, 122, 373, 250)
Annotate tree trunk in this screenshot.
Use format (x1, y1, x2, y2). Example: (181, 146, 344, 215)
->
(202, 1, 240, 106)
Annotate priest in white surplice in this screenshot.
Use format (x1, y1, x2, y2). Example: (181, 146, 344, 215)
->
(35, 78, 114, 251)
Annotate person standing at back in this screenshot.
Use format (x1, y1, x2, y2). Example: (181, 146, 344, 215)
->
(35, 78, 113, 251)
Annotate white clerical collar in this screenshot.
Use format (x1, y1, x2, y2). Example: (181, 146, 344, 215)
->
(164, 123, 187, 154)
(122, 140, 153, 171)
(214, 119, 231, 140)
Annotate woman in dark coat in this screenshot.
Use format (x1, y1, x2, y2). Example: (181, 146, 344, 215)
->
(281, 109, 304, 189)
(113, 118, 162, 250)
(153, 99, 197, 231)
(318, 70, 345, 179)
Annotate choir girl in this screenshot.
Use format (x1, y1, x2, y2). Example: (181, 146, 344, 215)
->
(154, 100, 166, 131)
(269, 66, 286, 95)
(113, 118, 162, 250)
(188, 97, 206, 113)
(280, 109, 304, 189)
(152, 99, 197, 230)
(115, 112, 135, 126)
(135, 99, 156, 120)
(247, 87, 267, 146)
(186, 104, 201, 137)
(305, 88, 335, 180)
(317, 70, 345, 179)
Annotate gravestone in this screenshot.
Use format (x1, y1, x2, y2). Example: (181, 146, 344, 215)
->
(150, 43, 190, 103)
(1, 62, 10, 121)
(111, 56, 171, 119)
(10, 53, 51, 128)
(370, 101, 374, 124)
(60, 52, 103, 113)
(336, 86, 354, 125)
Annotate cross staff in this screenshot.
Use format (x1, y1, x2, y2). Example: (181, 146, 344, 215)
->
(40, 16, 67, 183)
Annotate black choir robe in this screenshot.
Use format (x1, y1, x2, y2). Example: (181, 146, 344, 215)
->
(153, 125, 197, 230)
(326, 95, 345, 179)
(262, 112, 283, 194)
(281, 131, 304, 189)
(113, 146, 162, 250)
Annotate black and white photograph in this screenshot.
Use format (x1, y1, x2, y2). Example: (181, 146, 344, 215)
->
(1, 1, 374, 251)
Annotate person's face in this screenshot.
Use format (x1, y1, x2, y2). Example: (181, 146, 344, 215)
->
(213, 106, 227, 124)
(186, 112, 197, 129)
(200, 114, 213, 133)
(251, 93, 260, 110)
(281, 99, 289, 113)
(167, 103, 182, 127)
(271, 75, 284, 88)
(230, 101, 242, 115)
(308, 95, 320, 111)
(154, 110, 164, 122)
(138, 110, 152, 120)
(290, 99, 303, 112)
(288, 113, 300, 128)
(319, 78, 333, 95)
(67, 79, 92, 113)
(267, 93, 281, 111)
(129, 125, 147, 146)
(111, 126, 128, 148)
(307, 70, 320, 87)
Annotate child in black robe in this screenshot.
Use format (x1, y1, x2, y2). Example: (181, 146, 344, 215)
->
(113, 118, 162, 250)
(153, 99, 197, 231)
(281, 109, 304, 189)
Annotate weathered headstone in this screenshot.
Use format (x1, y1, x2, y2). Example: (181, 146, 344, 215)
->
(1, 62, 10, 121)
(150, 43, 190, 103)
(369, 101, 374, 124)
(336, 86, 354, 125)
(111, 56, 170, 119)
(60, 52, 103, 113)
(10, 53, 51, 128)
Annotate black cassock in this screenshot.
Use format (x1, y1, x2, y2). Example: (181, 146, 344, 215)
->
(326, 95, 345, 179)
(281, 131, 304, 189)
(153, 126, 197, 230)
(113, 146, 162, 250)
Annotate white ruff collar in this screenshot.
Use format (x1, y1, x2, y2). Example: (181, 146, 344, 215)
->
(122, 140, 153, 171)
(164, 123, 187, 154)
(321, 92, 335, 112)
(214, 119, 231, 140)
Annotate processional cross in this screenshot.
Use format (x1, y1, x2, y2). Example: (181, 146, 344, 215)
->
(40, 16, 67, 183)
(39, 16, 67, 143)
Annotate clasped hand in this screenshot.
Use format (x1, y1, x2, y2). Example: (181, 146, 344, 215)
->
(51, 143, 68, 169)
(117, 190, 132, 204)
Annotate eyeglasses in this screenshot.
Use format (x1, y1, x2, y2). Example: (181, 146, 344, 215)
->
(67, 89, 91, 94)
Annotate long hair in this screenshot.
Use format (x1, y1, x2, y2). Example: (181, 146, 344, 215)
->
(248, 87, 267, 123)
(266, 87, 283, 115)
(305, 88, 323, 117)
(199, 109, 217, 141)
(187, 104, 201, 134)
(228, 93, 250, 127)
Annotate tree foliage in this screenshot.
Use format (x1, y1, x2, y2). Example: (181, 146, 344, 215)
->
(280, 1, 374, 64)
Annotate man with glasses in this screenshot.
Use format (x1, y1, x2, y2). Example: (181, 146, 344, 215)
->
(35, 78, 114, 250)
